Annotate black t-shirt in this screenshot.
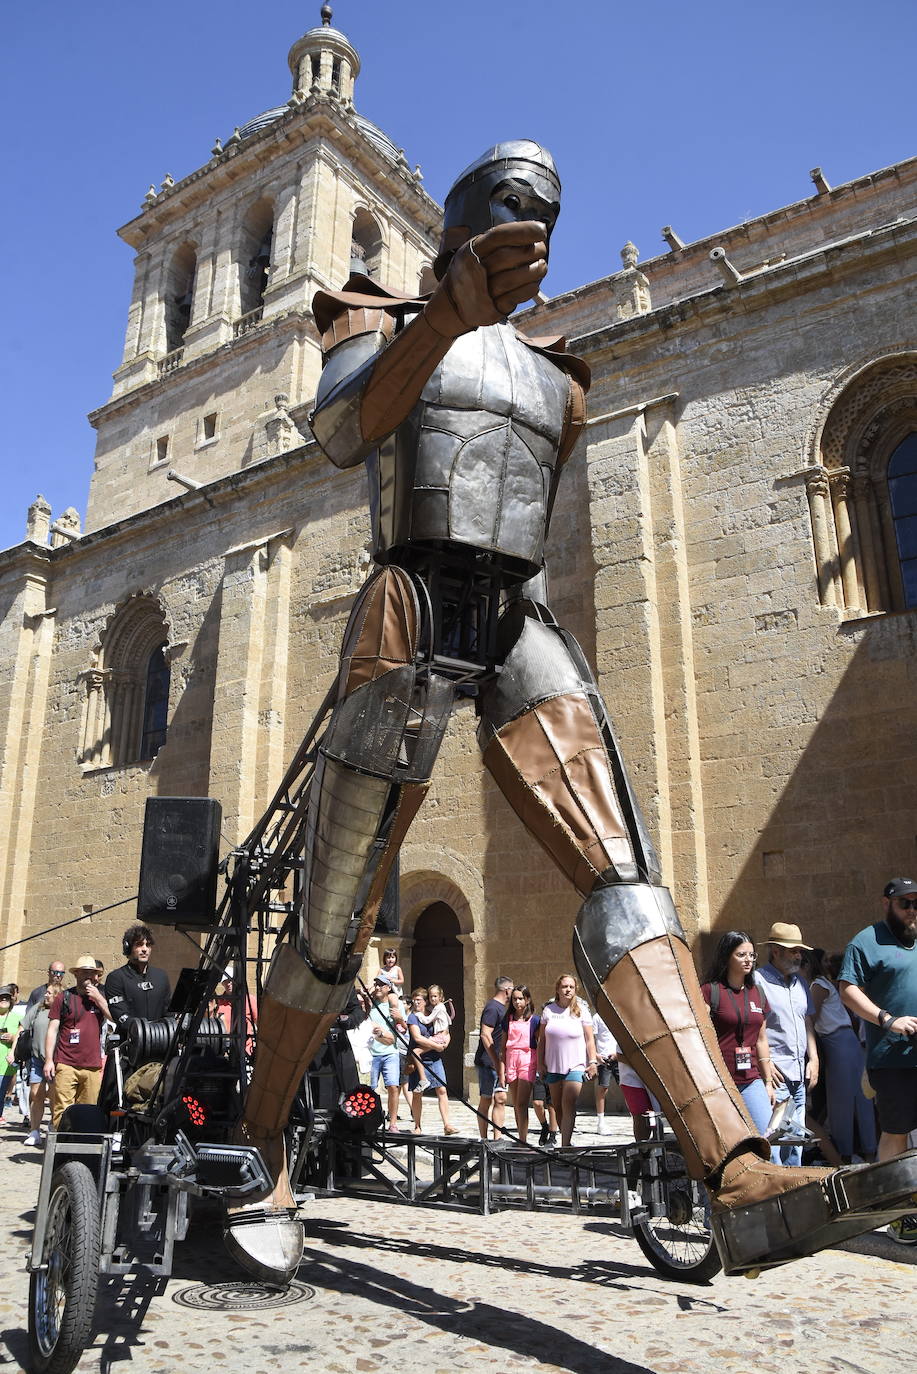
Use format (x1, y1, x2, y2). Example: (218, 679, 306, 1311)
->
(104, 963, 172, 1030)
(474, 997, 506, 1066)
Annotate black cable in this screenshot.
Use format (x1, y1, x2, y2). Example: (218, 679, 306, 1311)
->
(352, 976, 655, 1185)
(0, 893, 138, 955)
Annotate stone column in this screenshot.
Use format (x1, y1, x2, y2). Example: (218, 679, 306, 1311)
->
(829, 470, 861, 611)
(182, 213, 234, 354)
(0, 561, 55, 978)
(852, 472, 884, 611)
(805, 469, 839, 607)
(253, 533, 295, 809)
(208, 540, 271, 842)
(79, 669, 105, 765)
(457, 931, 485, 1100)
(634, 403, 708, 934)
(876, 484, 904, 610)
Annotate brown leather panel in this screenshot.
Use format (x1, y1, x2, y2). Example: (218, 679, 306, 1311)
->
(361, 312, 453, 444)
(322, 305, 396, 353)
(312, 271, 425, 335)
(352, 781, 428, 952)
(556, 375, 587, 466)
(714, 1153, 830, 1210)
(339, 566, 419, 697)
(483, 737, 594, 892)
(593, 934, 764, 1179)
(483, 693, 634, 894)
(243, 996, 337, 1136)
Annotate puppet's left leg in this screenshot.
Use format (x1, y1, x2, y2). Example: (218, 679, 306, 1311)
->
(476, 602, 867, 1270)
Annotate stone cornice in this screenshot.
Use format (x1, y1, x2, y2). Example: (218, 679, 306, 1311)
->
(566, 212, 917, 363)
(0, 540, 53, 577)
(5, 440, 336, 570)
(119, 96, 441, 248)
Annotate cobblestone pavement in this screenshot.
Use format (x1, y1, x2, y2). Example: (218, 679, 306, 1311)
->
(0, 1101, 913, 1374)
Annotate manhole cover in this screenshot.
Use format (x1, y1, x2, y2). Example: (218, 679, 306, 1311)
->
(172, 1279, 315, 1310)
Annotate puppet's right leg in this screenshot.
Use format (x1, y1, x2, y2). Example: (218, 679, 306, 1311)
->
(224, 566, 453, 1283)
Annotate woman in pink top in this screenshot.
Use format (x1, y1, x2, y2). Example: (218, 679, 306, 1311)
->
(536, 973, 598, 1147)
(499, 985, 540, 1144)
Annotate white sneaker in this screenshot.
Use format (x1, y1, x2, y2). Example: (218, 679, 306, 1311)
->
(24, 1129, 42, 1147)
(596, 1117, 609, 1135)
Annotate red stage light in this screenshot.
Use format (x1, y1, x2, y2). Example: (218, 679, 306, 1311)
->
(182, 1094, 208, 1127)
(339, 1087, 383, 1130)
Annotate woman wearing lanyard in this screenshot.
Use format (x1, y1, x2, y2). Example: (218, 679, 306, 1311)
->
(701, 931, 775, 1135)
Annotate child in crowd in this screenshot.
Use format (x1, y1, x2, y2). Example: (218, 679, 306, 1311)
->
(407, 984, 452, 1091)
(380, 948, 404, 993)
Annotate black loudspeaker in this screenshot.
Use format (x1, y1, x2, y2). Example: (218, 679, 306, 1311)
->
(374, 856, 400, 935)
(137, 797, 222, 929)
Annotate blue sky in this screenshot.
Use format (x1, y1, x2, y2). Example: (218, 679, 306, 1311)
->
(1, 0, 914, 553)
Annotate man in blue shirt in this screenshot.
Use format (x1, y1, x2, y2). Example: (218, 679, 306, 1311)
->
(755, 922, 819, 1167)
(840, 878, 917, 1137)
(839, 878, 917, 1245)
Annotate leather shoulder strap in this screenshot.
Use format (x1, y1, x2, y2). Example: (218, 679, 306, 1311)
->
(313, 273, 426, 353)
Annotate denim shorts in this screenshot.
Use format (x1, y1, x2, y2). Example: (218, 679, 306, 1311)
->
(370, 1051, 401, 1090)
(409, 1057, 446, 1092)
(544, 1068, 585, 1084)
(28, 1055, 45, 1087)
(477, 1062, 507, 1098)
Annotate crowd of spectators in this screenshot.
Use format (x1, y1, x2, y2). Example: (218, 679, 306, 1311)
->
(4, 873, 915, 1255)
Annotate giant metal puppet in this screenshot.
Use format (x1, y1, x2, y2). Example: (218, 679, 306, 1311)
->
(224, 142, 915, 1282)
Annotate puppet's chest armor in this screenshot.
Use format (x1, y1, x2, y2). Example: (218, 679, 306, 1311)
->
(374, 322, 569, 577)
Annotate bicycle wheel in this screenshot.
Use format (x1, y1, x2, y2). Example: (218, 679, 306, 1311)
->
(28, 1161, 101, 1374)
(633, 1156, 721, 1283)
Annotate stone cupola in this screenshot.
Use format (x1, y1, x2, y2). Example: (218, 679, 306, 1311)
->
(288, 4, 360, 103)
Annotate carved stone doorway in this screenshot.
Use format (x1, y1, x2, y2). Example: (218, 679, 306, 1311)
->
(410, 901, 464, 1095)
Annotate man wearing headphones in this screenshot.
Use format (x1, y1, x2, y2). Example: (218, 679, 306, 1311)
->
(104, 925, 171, 1035)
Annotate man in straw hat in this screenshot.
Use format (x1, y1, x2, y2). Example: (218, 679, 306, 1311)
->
(754, 922, 818, 1166)
(43, 954, 111, 1128)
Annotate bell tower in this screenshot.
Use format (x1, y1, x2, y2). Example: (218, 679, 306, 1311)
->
(85, 6, 441, 534)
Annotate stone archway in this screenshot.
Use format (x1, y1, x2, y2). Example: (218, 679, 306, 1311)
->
(409, 902, 464, 1095)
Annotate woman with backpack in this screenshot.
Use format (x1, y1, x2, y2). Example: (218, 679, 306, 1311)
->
(701, 930, 775, 1135)
(17, 983, 55, 1145)
(499, 985, 540, 1144)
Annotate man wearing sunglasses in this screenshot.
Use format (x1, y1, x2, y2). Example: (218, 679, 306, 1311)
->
(839, 878, 917, 1240)
(26, 962, 66, 1010)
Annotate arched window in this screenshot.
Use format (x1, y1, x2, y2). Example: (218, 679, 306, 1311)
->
(888, 433, 917, 608)
(239, 198, 274, 319)
(350, 207, 383, 280)
(164, 242, 197, 354)
(79, 596, 171, 769)
(808, 356, 917, 613)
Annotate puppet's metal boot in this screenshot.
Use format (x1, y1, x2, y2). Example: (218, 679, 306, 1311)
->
(574, 884, 917, 1273)
(223, 946, 346, 1285)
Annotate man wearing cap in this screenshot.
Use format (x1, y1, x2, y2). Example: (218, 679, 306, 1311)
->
(44, 954, 111, 1128)
(367, 972, 405, 1133)
(754, 922, 819, 1167)
(839, 880, 917, 1233)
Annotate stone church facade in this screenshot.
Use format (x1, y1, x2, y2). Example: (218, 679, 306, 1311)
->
(1, 13, 915, 1086)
